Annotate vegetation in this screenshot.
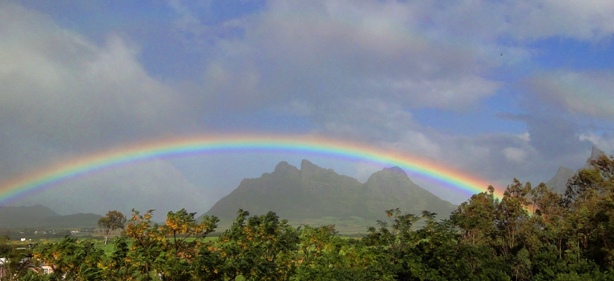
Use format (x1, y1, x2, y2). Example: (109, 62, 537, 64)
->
(2, 154, 614, 280)
(98, 210, 126, 245)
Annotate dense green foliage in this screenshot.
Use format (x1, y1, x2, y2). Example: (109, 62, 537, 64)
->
(3, 154, 614, 280)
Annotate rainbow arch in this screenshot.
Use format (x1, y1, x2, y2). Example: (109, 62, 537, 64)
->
(0, 134, 501, 204)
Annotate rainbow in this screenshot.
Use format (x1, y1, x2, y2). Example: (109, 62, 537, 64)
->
(0, 134, 502, 204)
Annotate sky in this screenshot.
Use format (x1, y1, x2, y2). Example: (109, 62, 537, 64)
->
(1, 0, 613, 220)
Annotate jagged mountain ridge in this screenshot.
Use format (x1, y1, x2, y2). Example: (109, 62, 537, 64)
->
(205, 160, 457, 221)
(546, 146, 607, 193)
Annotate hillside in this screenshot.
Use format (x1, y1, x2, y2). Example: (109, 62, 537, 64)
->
(38, 213, 102, 228)
(0, 205, 100, 228)
(545, 146, 607, 194)
(205, 160, 457, 227)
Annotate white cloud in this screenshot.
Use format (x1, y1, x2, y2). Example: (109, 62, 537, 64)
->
(0, 2, 195, 151)
(0, 1, 200, 206)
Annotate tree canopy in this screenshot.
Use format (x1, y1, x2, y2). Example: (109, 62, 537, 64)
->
(97, 210, 126, 245)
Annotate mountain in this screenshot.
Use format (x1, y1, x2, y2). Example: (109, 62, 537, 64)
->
(0, 204, 58, 228)
(545, 146, 608, 194)
(587, 146, 606, 167)
(545, 166, 575, 194)
(0, 205, 101, 228)
(205, 160, 457, 224)
(363, 167, 454, 217)
(38, 213, 102, 228)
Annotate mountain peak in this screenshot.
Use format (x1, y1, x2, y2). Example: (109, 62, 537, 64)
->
(544, 147, 608, 194)
(589, 146, 606, 161)
(273, 161, 299, 175)
(546, 166, 574, 194)
(205, 159, 456, 223)
(300, 159, 337, 181)
(583, 146, 607, 170)
(300, 159, 323, 172)
(368, 166, 411, 183)
(381, 166, 408, 176)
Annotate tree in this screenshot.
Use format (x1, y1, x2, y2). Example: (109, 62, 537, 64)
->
(98, 210, 126, 245)
(33, 237, 104, 280)
(451, 186, 498, 246)
(563, 154, 614, 270)
(122, 209, 160, 280)
(363, 209, 436, 280)
(102, 237, 132, 280)
(217, 210, 299, 281)
(120, 209, 220, 280)
(527, 183, 569, 279)
(0, 246, 35, 281)
(494, 179, 531, 261)
(154, 209, 219, 281)
(293, 225, 392, 281)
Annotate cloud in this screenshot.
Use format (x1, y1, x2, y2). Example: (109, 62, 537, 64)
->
(505, 106, 594, 168)
(514, 69, 613, 164)
(184, 0, 609, 192)
(191, 0, 503, 117)
(314, 97, 417, 142)
(525, 115, 588, 158)
(527, 70, 614, 119)
(0, 3, 197, 173)
(425, 0, 614, 41)
(503, 0, 614, 41)
(0, 2, 206, 217)
(579, 133, 614, 153)
(502, 147, 528, 164)
(4, 0, 613, 214)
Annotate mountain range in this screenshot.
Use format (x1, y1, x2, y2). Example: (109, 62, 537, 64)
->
(204, 159, 457, 225)
(0, 204, 100, 229)
(1, 147, 609, 230)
